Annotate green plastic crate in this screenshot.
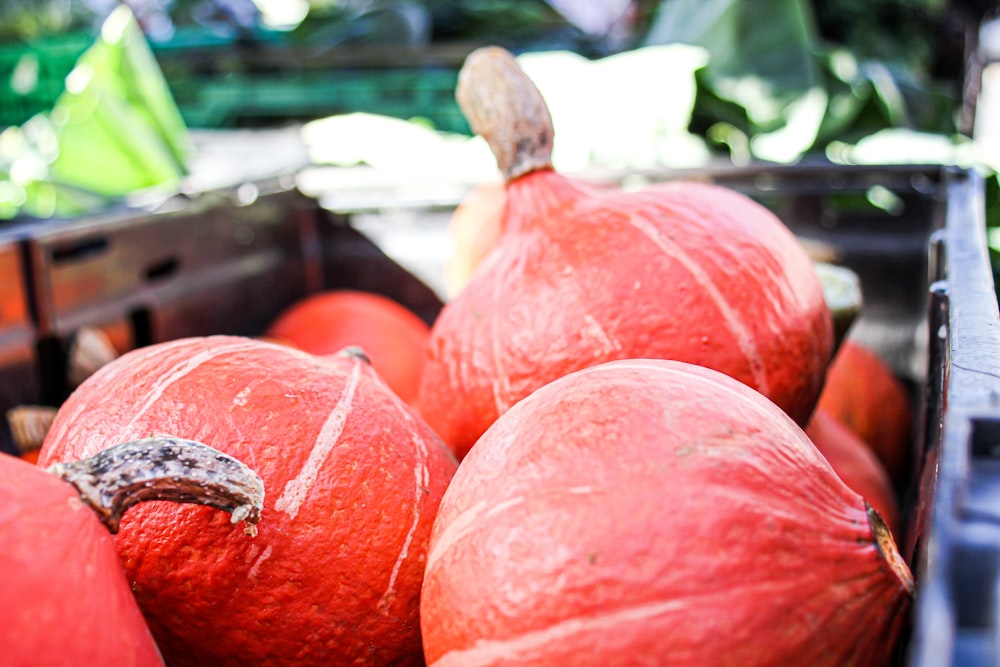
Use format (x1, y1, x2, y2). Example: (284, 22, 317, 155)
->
(165, 66, 468, 132)
(151, 35, 472, 133)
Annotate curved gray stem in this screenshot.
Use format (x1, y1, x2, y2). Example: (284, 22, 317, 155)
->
(47, 435, 265, 536)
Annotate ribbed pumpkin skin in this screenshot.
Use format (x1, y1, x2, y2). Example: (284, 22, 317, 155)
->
(816, 340, 912, 483)
(0, 454, 164, 667)
(39, 336, 458, 667)
(806, 408, 900, 534)
(265, 289, 431, 404)
(417, 171, 834, 459)
(421, 359, 911, 667)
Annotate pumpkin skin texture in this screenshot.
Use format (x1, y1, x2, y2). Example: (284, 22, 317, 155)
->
(0, 453, 164, 667)
(265, 289, 431, 404)
(816, 339, 912, 483)
(806, 408, 900, 535)
(39, 336, 459, 667)
(418, 171, 833, 459)
(415, 47, 833, 459)
(420, 359, 913, 667)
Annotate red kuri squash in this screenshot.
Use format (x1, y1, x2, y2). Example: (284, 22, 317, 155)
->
(265, 289, 431, 404)
(806, 408, 900, 534)
(420, 358, 913, 666)
(415, 47, 833, 459)
(817, 339, 913, 483)
(39, 337, 458, 667)
(2, 436, 264, 667)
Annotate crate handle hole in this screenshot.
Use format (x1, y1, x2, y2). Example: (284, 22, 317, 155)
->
(145, 257, 179, 282)
(51, 237, 109, 263)
(129, 307, 153, 348)
(971, 417, 1000, 459)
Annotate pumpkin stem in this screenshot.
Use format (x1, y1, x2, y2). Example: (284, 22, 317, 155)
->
(815, 262, 862, 354)
(338, 345, 372, 364)
(47, 435, 265, 537)
(456, 46, 554, 182)
(7, 405, 58, 457)
(68, 326, 120, 388)
(866, 501, 915, 596)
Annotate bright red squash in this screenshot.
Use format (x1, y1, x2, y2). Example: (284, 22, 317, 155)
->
(39, 336, 459, 667)
(1, 436, 264, 667)
(265, 289, 431, 404)
(420, 359, 913, 667)
(806, 408, 900, 534)
(416, 47, 833, 459)
(816, 339, 913, 483)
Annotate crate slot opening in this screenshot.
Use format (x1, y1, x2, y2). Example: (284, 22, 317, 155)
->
(951, 538, 1000, 630)
(145, 257, 180, 282)
(50, 236, 109, 263)
(129, 307, 153, 348)
(971, 418, 1000, 459)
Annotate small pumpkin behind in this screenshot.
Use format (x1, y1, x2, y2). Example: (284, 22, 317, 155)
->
(806, 408, 900, 534)
(816, 339, 913, 484)
(445, 179, 506, 298)
(265, 289, 431, 404)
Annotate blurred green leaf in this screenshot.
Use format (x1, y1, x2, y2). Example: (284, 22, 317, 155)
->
(48, 5, 190, 196)
(0, 4, 191, 219)
(645, 0, 820, 131)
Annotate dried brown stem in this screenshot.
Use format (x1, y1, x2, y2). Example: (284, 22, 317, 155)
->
(68, 326, 120, 388)
(867, 501, 915, 596)
(815, 262, 863, 354)
(7, 405, 58, 455)
(456, 46, 554, 182)
(47, 435, 265, 536)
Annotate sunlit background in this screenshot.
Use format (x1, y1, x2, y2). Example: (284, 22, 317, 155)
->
(0, 0, 997, 228)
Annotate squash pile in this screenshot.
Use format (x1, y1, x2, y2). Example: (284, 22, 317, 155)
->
(6, 44, 918, 667)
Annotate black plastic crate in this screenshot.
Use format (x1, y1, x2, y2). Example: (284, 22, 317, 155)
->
(0, 239, 41, 454)
(0, 175, 444, 454)
(907, 168, 1000, 666)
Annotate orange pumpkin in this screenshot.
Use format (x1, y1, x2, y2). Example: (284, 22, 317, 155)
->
(265, 289, 431, 404)
(806, 408, 900, 534)
(40, 337, 458, 666)
(416, 47, 833, 459)
(816, 340, 912, 483)
(421, 359, 913, 665)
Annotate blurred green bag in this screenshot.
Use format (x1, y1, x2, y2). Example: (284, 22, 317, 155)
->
(2, 4, 190, 219)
